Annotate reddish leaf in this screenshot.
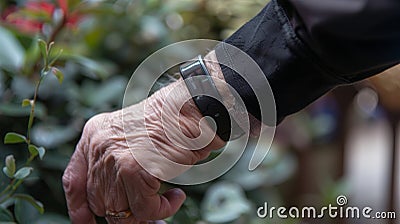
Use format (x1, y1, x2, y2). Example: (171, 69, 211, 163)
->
(57, 0, 69, 14)
(25, 1, 55, 16)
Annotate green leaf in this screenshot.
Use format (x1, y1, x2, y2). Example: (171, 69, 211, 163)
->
(18, 8, 53, 22)
(22, 99, 32, 107)
(0, 27, 24, 71)
(51, 67, 64, 84)
(37, 147, 45, 160)
(28, 145, 45, 160)
(28, 145, 38, 157)
(14, 194, 44, 214)
(13, 167, 33, 180)
(14, 197, 41, 223)
(38, 39, 48, 65)
(4, 132, 27, 144)
(0, 206, 14, 222)
(47, 42, 54, 54)
(3, 155, 16, 178)
(3, 167, 11, 178)
(48, 49, 63, 67)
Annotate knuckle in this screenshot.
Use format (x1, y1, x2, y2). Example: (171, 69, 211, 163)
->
(83, 113, 106, 134)
(117, 157, 140, 179)
(81, 112, 113, 157)
(62, 171, 71, 192)
(138, 170, 160, 194)
(118, 164, 133, 177)
(62, 168, 79, 196)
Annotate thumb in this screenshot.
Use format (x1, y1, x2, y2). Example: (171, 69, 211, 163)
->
(128, 185, 186, 221)
(154, 188, 187, 220)
(160, 188, 187, 214)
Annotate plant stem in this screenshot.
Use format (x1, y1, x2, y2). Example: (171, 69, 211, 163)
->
(0, 181, 14, 197)
(1, 9, 66, 207)
(26, 15, 65, 140)
(0, 178, 24, 204)
(26, 77, 42, 143)
(0, 180, 14, 203)
(3, 36, 61, 203)
(0, 155, 35, 204)
(48, 16, 66, 44)
(26, 15, 66, 142)
(1, 69, 43, 204)
(6, 179, 25, 199)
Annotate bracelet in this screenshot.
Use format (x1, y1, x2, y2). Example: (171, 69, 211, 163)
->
(180, 55, 244, 141)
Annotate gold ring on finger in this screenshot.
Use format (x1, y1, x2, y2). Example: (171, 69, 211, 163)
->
(106, 210, 132, 219)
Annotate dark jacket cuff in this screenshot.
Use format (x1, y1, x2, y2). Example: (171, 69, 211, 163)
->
(215, 0, 346, 124)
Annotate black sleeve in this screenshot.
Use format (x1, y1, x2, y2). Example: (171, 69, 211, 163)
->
(215, 0, 400, 124)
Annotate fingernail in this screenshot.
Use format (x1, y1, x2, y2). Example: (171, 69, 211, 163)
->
(173, 188, 184, 196)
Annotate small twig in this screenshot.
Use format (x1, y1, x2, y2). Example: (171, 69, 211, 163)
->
(26, 78, 42, 143)
(48, 16, 66, 44)
(0, 181, 14, 197)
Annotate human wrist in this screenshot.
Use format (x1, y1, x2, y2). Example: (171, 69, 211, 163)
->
(205, 51, 257, 136)
(204, 51, 235, 109)
(204, 50, 264, 137)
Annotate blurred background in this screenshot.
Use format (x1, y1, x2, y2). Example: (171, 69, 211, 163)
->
(0, 0, 398, 223)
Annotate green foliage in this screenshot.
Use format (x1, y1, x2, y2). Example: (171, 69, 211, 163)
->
(13, 167, 33, 180)
(3, 155, 16, 178)
(14, 197, 41, 223)
(14, 194, 44, 214)
(0, 27, 24, 71)
(0, 36, 60, 221)
(0, 206, 14, 222)
(51, 67, 64, 84)
(38, 40, 48, 66)
(21, 99, 32, 107)
(4, 133, 27, 144)
(28, 145, 46, 160)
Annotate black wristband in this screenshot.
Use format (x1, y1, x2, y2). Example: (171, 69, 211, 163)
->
(180, 55, 244, 141)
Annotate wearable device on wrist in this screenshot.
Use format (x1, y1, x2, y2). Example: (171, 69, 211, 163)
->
(179, 55, 244, 141)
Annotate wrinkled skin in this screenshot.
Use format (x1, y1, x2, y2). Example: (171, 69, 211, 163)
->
(62, 80, 225, 223)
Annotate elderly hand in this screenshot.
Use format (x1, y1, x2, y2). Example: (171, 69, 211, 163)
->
(62, 77, 226, 223)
